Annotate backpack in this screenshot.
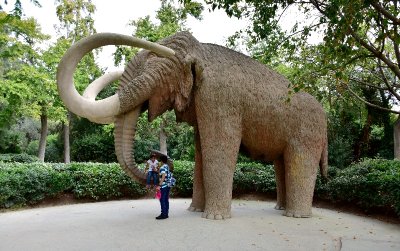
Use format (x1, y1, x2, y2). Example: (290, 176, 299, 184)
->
(165, 165, 176, 187)
(168, 173, 176, 187)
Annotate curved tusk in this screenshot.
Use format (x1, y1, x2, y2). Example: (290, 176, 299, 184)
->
(83, 70, 123, 100)
(82, 71, 123, 124)
(57, 33, 175, 121)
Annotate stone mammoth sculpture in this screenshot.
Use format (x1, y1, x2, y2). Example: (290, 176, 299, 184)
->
(57, 31, 328, 220)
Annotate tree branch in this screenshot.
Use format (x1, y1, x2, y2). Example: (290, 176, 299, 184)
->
(371, 1, 400, 25)
(278, 22, 323, 47)
(310, 0, 327, 15)
(349, 28, 400, 79)
(393, 1, 400, 68)
(378, 60, 400, 100)
(349, 77, 387, 91)
(346, 84, 400, 114)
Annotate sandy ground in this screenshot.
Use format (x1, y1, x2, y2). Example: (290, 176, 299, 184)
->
(0, 199, 399, 251)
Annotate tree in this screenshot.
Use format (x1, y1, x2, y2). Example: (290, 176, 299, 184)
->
(54, 0, 100, 163)
(0, 0, 41, 17)
(0, 10, 62, 161)
(187, 0, 400, 158)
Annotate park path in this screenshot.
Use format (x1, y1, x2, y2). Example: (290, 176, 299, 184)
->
(0, 199, 399, 251)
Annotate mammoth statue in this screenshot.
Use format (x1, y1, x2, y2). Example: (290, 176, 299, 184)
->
(57, 31, 327, 220)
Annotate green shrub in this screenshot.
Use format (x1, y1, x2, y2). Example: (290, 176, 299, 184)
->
(322, 158, 400, 215)
(25, 140, 39, 157)
(0, 153, 39, 163)
(1, 159, 399, 218)
(44, 134, 63, 163)
(0, 163, 73, 208)
(68, 163, 146, 200)
(172, 161, 194, 197)
(328, 135, 354, 168)
(71, 134, 116, 163)
(233, 162, 275, 194)
(170, 161, 275, 197)
(0, 162, 145, 208)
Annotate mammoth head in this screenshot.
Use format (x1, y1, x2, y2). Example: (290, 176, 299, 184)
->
(57, 32, 201, 184)
(118, 32, 201, 121)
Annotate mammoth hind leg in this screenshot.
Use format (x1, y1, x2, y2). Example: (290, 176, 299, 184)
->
(273, 157, 286, 210)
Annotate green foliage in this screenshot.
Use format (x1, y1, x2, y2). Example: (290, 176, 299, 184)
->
(165, 116, 194, 161)
(0, 11, 52, 127)
(44, 134, 63, 162)
(55, 0, 96, 40)
(0, 153, 39, 163)
(170, 161, 277, 197)
(233, 162, 276, 194)
(71, 130, 116, 163)
(172, 160, 194, 197)
(0, 159, 399, 217)
(0, 163, 72, 208)
(327, 135, 354, 168)
(0, 127, 25, 153)
(26, 134, 63, 162)
(320, 159, 400, 216)
(67, 163, 146, 200)
(0, 0, 41, 17)
(0, 162, 145, 208)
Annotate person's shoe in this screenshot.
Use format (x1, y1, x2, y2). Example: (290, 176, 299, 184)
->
(155, 214, 168, 220)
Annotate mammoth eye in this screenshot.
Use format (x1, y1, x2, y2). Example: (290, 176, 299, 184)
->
(147, 52, 158, 59)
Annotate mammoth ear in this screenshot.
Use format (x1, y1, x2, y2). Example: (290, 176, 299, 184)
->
(175, 54, 203, 112)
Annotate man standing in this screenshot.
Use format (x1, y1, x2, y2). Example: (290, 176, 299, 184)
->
(156, 155, 170, 220)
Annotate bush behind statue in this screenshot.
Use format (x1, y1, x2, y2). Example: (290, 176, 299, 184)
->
(0, 159, 399, 217)
(0, 153, 39, 163)
(0, 162, 146, 208)
(318, 158, 400, 216)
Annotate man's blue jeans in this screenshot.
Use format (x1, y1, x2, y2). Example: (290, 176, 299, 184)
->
(160, 186, 170, 217)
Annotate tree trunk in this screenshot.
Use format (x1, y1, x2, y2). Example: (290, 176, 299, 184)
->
(394, 115, 400, 159)
(353, 110, 373, 161)
(159, 120, 168, 155)
(63, 112, 71, 163)
(38, 113, 48, 162)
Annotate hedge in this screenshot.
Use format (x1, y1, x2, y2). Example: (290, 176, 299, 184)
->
(0, 162, 146, 208)
(0, 158, 399, 217)
(0, 153, 39, 163)
(317, 159, 400, 216)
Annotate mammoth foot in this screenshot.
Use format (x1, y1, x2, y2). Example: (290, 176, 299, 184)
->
(274, 204, 285, 210)
(283, 210, 311, 218)
(187, 206, 204, 212)
(187, 201, 204, 212)
(201, 210, 231, 220)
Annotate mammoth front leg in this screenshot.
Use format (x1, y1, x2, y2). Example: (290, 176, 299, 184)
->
(197, 114, 242, 220)
(188, 128, 205, 212)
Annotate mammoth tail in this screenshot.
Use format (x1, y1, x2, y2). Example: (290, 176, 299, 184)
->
(319, 138, 328, 180)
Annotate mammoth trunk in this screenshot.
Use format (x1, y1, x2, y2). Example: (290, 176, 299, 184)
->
(114, 106, 147, 184)
(118, 66, 164, 114)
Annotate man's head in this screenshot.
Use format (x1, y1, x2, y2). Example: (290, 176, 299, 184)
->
(160, 155, 168, 163)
